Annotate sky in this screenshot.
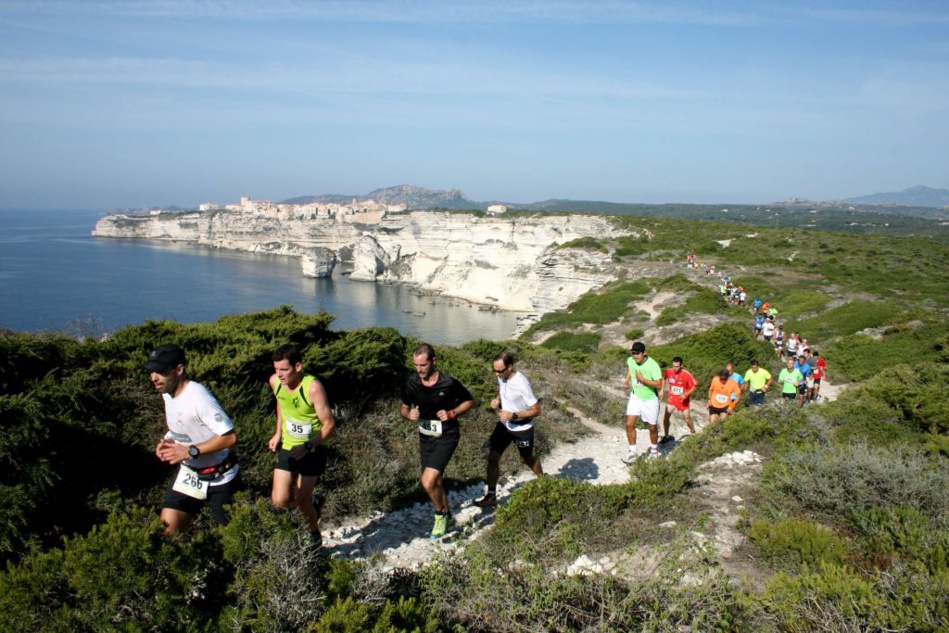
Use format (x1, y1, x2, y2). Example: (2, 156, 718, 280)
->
(1, 0, 947, 209)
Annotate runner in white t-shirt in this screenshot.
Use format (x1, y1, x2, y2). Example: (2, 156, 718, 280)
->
(145, 344, 240, 533)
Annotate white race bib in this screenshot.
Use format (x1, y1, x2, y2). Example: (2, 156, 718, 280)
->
(172, 465, 208, 500)
(715, 394, 729, 404)
(418, 419, 443, 437)
(671, 386, 684, 395)
(286, 418, 313, 439)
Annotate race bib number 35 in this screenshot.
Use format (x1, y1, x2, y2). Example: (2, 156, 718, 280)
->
(286, 419, 314, 439)
(172, 465, 208, 500)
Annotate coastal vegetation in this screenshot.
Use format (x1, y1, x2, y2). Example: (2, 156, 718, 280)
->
(1, 211, 947, 630)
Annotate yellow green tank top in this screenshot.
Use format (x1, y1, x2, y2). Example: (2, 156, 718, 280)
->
(273, 374, 323, 448)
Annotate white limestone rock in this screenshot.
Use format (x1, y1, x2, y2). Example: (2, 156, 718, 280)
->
(301, 247, 337, 278)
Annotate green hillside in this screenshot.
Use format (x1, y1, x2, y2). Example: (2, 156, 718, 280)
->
(0, 214, 946, 631)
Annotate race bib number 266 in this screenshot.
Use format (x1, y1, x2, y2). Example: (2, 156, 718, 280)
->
(172, 465, 208, 500)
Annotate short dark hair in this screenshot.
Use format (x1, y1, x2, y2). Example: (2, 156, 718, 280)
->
(751, 359, 759, 366)
(413, 343, 436, 361)
(273, 344, 303, 365)
(672, 356, 683, 364)
(494, 351, 515, 368)
(630, 341, 646, 353)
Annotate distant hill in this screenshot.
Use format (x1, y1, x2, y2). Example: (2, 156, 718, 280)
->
(281, 185, 479, 210)
(843, 185, 949, 208)
(275, 184, 948, 234)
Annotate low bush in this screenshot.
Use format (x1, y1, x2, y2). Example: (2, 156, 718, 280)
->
(849, 507, 949, 574)
(824, 321, 949, 383)
(520, 280, 652, 337)
(821, 362, 949, 453)
(763, 441, 949, 529)
(539, 331, 601, 354)
(784, 300, 907, 341)
(0, 507, 225, 632)
(421, 540, 754, 632)
(747, 518, 848, 571)
(756, 561, 949, 632)
(557, 236, 607, 252)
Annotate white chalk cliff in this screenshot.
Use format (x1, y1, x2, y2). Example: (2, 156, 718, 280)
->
(93, 210, 637, 320)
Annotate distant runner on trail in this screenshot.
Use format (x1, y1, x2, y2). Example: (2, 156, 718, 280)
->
(778, 358, 804, 403)
(400, 343, 475, 539)
(622, 341, 664, 463)
(706, 369, 741, 424)
(267, 344, 335, 548)
(743, 360, 773, 406)
(660, 356, 697, 443)
(145, 344, 239, 533)
(474, 352, 543, 508)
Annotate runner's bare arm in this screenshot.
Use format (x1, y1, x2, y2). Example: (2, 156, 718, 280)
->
(268, 374, 282, 451)
(308, 377, 335, 443)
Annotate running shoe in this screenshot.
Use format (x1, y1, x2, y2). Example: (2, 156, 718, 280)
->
(658, 435, 674, 445)
(430, 513, 450, 539)
(312, 492, 325, 521)
(648, 447, 662, 458)
(621, 453, 637, 465)
(473, 494, 497, 508)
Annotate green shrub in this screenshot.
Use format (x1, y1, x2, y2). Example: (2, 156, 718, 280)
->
(757, 562, 880, 631)
(785, 300, 907, 341)
(764, 442, 949, 528)
(557, 236, 607, 252)
(421, 540, 754, 632)
(539, 331, 601, 353)
(747, 518, 848, 571)
(0, 507, 224, 632)
(312, 596, 440, 633)
(824, 322, 949, 383)
(521, 280, 652, 337)
(849, 507, 949, 575)
(756, 561, 949, 632)
(821, 363, 949, 452)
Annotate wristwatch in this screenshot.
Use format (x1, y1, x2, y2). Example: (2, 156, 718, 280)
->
(303, 441, 314, 452)
(188, 445, 200, 458)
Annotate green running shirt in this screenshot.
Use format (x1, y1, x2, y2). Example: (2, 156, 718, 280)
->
(273, 374, 323, 448)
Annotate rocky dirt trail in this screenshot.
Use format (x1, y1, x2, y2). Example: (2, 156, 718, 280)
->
(321, 252, 847, 574)
(322, 380, 845, 574)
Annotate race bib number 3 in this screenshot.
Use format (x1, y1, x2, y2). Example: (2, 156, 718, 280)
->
(286, 419, 313, 439)
(172, 465, 208, 500)
(418, 419, 443, 437)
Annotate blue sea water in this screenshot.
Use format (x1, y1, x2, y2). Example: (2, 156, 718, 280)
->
(0, 209, 517, 345)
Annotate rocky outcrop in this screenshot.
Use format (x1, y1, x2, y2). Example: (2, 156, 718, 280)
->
(301, 247, 337, 278)
(93, 210, 637, 317)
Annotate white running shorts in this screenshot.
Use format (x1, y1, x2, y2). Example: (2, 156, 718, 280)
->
(626, 394, 660, 425)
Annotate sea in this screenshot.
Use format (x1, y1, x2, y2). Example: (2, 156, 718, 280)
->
(0, 209, 517, 345)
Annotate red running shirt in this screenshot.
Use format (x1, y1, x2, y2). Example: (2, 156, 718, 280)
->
(664, 368, 696, 406)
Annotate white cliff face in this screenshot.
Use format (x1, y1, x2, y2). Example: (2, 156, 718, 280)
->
(93, 210, 636, 316)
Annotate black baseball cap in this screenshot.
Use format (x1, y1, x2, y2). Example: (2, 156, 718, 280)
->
(630, 341, 646, 353)
(143, 344, 187, 372)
